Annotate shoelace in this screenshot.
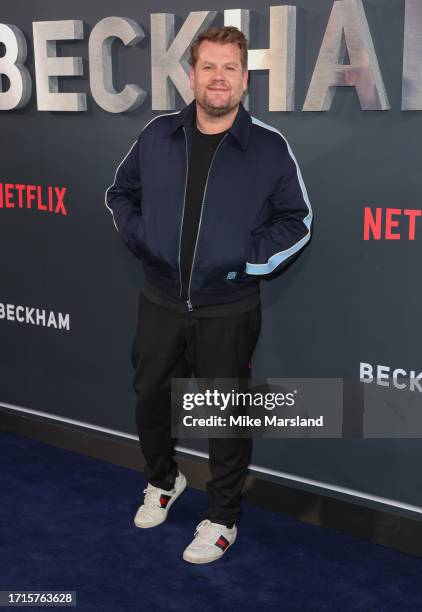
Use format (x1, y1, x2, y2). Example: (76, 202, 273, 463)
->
(141, 485, 163, 514)
(194, 519, 227, 544)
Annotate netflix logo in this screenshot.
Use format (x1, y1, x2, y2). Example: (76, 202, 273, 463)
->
(0, 182, 68, 216)
(364, 207, 421, 240)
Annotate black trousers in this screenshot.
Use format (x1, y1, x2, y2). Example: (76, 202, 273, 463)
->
(130, 293, 262, 528)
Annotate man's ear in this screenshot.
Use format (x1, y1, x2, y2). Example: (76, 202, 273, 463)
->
(189, 66, 194, 91)
(243, 70, 249, 92)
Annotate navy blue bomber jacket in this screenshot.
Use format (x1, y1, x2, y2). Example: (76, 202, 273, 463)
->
(105, 100, 313, 310)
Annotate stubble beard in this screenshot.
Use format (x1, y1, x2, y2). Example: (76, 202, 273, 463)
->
(196, 89, 240, 118)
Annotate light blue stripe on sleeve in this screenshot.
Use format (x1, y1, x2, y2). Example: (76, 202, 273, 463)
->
(245, 117, 313, 275)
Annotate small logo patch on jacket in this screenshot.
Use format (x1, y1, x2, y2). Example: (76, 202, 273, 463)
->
(226, 271, 237, 279)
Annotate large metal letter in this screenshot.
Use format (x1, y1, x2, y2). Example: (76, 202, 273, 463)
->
(303, 0, 389, 111)
(402, 0, 422, 110)
(89, 17, 145, 113)
(0, 24, 31, 110)
(225, 6, 296, 111)
(151, 11, 217, 110)
(33, 20, 86, 111)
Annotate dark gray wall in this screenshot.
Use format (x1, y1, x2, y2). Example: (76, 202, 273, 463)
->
(1, 0, 421, 511)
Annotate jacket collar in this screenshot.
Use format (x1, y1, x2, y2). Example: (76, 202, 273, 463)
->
(168, 98, 252, 150)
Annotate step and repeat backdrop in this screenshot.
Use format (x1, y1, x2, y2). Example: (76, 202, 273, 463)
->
(1, 0, 421, 513)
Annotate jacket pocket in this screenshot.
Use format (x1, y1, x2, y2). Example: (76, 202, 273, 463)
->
(135, 216, 146, 256)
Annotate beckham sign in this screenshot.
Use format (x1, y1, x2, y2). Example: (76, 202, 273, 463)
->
(1, 0, 421, 113)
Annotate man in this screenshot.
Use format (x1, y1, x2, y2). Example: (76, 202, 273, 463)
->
(105, 26, 312, 564)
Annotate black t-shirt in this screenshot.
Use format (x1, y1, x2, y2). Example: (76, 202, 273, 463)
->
(179, 115, 229, 301)
(141, 111, 260, 317)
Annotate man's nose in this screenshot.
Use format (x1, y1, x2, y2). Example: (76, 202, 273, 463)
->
(213, 67, 226, 79)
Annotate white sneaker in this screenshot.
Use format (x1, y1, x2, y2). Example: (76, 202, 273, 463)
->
(182, 519, 237, 564)
(134, 471, 187, 528)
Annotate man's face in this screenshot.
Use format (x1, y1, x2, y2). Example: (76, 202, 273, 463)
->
(189, 40, 248, 117)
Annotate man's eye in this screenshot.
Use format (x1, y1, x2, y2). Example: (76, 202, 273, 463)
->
(226, 67, 235, 71)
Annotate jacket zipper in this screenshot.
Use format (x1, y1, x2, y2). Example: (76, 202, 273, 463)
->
(186, 132, 228, 312)
(178, 126, 190, 300)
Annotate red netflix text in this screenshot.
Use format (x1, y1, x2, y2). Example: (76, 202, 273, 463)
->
(0, 183, 68, 216)
(363, 207, 421, 240)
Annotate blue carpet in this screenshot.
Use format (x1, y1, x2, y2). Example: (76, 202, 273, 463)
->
(0, 431, 422, 611)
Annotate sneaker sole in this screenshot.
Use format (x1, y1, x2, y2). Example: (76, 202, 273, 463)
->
(182, 530, 237, 564)
(134, 473, 187, 529)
